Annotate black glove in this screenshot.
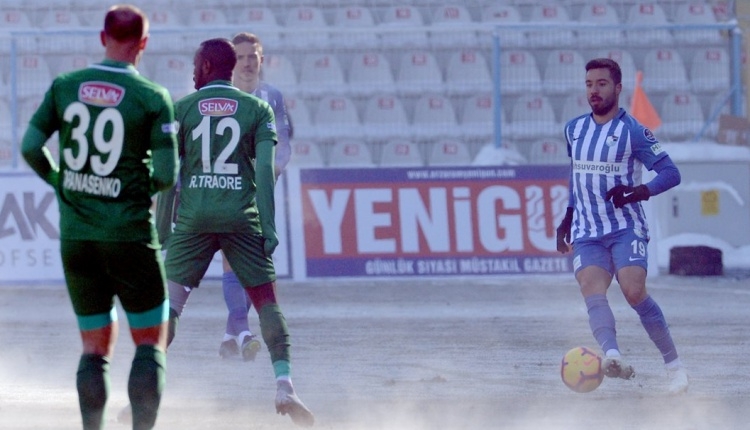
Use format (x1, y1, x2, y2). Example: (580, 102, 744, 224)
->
(605, 184, 650, 209)
(556, 207, 574, 254)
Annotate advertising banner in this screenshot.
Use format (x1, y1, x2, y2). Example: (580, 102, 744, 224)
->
(0, 173, 63, 282)
(288, 165, 572, 278)
(0, 173, 290, 283)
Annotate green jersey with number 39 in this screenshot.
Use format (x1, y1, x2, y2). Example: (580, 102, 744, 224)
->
(28, 59, 178, 242)
(173, 80, 277, 233)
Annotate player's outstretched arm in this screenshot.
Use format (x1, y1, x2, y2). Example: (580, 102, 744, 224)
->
(256, 139, 278, 256)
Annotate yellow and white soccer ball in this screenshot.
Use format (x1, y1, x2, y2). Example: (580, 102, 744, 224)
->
(560, 346, 604, 393)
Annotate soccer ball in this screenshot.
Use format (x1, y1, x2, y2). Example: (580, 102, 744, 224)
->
(560, 346, 604, 393)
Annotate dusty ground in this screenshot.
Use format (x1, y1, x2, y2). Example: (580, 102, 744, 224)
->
(1, 273, 749, 430)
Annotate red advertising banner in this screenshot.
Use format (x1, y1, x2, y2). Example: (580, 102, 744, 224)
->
(296, 165, 572, 277)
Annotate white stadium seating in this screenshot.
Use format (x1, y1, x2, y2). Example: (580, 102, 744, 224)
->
(0, 0, 741, 168)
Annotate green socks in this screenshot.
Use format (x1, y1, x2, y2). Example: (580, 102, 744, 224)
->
(259, 304, 291, 368)
(128, 344, 167, 430)
(77, 354, 110, 430)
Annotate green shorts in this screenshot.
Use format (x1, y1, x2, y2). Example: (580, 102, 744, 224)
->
(61, 240, 168, 328)
(165, 231, 275, 288)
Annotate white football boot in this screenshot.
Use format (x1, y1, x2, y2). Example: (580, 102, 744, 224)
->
(667, 366, 689, 394)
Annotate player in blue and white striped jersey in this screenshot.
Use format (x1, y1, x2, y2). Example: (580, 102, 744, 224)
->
(556, 58, 689, 394)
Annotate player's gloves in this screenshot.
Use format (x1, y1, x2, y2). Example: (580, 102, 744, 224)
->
(263, 234, 279, 257)
(556, 207, 574, 254)
(605, 184, 650, 209)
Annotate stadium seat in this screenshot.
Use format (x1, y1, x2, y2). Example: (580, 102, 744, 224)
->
(150, 54, 195, 101)
(658, 91, 705, 142)
(17, 96, 43, 138)
(73, 0, 106, 27)
(361, 93, 412, 142)
(673, 1, 722, 45)
(0, 10, 35, 54)
(411, 93, 462, 142)
(528, 139, 569, 165)
(641, 48, 689, 95)
(50, 53, 92, 75)
(395, 50, 444, 98)
(480, 4, 526, 49)
(297, 53, 346, 99)
(542, 49, 585, 95)
(560, 93, 590, 124)
(283, 6, 329, 50)
(594, 48, 637, 91)
(508, 94, 559, 141)
(289, 139, 325, 168)
(625, 2, 674, 46)
(472, 142, 527, 166)
(36, 9, 89, 54)
(380, 5, 429, 49)
(444, 49, 492, 97)
(14, 54, 52, 101)
(527, 3, 576, 48)
(313, 95, 364, 142)
(379, 139, 423, 167)
(38, 8, 82, 29)
(460, 92, 500, 142)
(145, 7, 184, 28)
(429, 4, 478, 50)
(234, 7, 282, 49)
(328, 139, 375, 168)
(347, 52, 395, 99)
(690, 47, 730, 94)
(187, 8, 228, 27)
(428, 139, 472, 166)
(141, 8, 184, 53)
(182, 9, 230, 52)
(498, 49, 542, 96)
(330, 5, 378, 49)
(0, 8, 33, 30)
(262, 54, 299, 96)
(284, 96, 316, 140)
(576, 3, 625, 47)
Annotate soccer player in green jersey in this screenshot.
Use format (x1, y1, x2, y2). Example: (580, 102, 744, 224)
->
(216, 32, 294, 362)
(20, 5, 178, 430)
(163, 38, 314, 427)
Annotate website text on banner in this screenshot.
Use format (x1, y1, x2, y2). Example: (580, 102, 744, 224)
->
(296, 165, 571, 278)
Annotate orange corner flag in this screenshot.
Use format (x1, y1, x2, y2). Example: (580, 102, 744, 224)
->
(630, 71, 662, 130)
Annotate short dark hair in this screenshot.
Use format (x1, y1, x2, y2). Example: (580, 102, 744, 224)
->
(232, 32, 263, 47)
(585, 58, 622, 85)
(104, 5, 148, 42)
(198, 38, 237, 78)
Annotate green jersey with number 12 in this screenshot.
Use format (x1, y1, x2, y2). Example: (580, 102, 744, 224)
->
(173, 80, 277, 234)
(29, 59, 177, 242)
